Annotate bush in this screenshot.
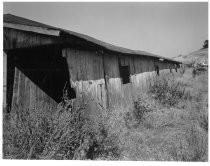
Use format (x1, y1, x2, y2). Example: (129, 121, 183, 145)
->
(3, 68, 208, 161)
(3, 95, 120, 160)
(119, 68, 208, 161)
(149, 74, 186, 107)
(133, 96, 154, 122)
(122, 95, 155, 130)
(41, 97, 120, 160)
(192, 67, 207, 78)
(3, 103, 54, 159)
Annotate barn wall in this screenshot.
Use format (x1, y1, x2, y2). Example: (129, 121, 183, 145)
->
(63, 47, 180, 109)
(102, 52, 123, 107)
(63, 48, 107, 108)
(4, 28, 181, 112)
(12, 67, 57, 110)
(3, 52, 7, 107)
(4, 28, 59, 50)
(5, 46, 73, 112)
(5, 51, 15, 111)
(120, 55, 155, 102)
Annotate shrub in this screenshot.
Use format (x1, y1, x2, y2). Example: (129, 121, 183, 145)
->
(122, 95, 155, 130)
(41, 97, 120, 160)
(133, 96, 154, 122)
(3, 95, 120, 160)
(149, 74, 186, 107)
(3, 103, 54, 159)
(192, 67, 207, 78)
(120, 68, 208, 161)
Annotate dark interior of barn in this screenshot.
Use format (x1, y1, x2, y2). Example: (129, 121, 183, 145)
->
(6, 45, 76, 109)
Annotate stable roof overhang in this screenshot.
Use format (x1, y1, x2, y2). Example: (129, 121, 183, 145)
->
(4, 14, 181, 64)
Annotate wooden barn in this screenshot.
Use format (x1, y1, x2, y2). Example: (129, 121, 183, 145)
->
(3, 14, 181, 111)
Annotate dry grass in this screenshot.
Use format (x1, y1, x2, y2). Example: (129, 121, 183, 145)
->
(3, 67, 208, 161)
(149, 73, 187, 106)
(3, 95, 120, 160)
(116, 67, 208, 161)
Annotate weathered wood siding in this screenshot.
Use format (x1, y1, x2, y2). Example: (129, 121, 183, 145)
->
(102, 52, 122, 107)
(12, 67, 57, 110)
(4, 28, 59, 50)
(3, 52, 7, 107)
(63, 47, 180, 109)
(4, 25, 181, 111)
(63, 48, 107, 108)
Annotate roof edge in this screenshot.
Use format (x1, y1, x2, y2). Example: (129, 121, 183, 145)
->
(4, 22, 60, 36)
(3, 14, 182, 64)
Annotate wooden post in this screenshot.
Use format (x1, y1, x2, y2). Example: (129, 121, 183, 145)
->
(101, 51, 109, 109)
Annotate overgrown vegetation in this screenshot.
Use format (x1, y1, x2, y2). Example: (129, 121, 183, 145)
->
(192, 66, 207, 78)
(121, 68, 208, 161)
(149, 73, 187, 106)
(3, 96, 120, 160)
(3, 67, 208, 161)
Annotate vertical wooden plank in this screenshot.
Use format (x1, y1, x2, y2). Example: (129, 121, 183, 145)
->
(25, 77, 30, 109)
(104, 53, 120, 78)
(16, 68, 21, 106)
(119, 55, 124, 66)
(79, 50, 85, 81)
(11, 66, 58, 110)
(12, 67, 19, 107)
(123, 55, 129, 66)
(97, 84, 101, 105)
(129, 56, 135, 75)
(134, 56, 141, 74)
(30, 80, 35, 109)
(37, 86, 41, 107)
(64, 49, 77, 82)
(100, 84, 104, 108)
(123, 83, 133, 106)
(19, 70, 25, 108)
(98, 53, 104, 80)
(76, 50, 82, 81)
(93, 51, 104, 80)
(85, 51, 93, 80)
(3, 52, 7, 107)
(29, 80, 32, 108)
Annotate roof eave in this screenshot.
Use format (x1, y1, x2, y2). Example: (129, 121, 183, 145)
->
(4, 22, 60, 36)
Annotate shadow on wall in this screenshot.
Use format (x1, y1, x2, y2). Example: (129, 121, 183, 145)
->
(6, 46, 76, 110)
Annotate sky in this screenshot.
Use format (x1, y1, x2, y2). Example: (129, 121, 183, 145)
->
(3, 2, 208, 58)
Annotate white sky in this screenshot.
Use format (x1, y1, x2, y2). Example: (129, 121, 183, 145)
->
(3, 2, 208, 58)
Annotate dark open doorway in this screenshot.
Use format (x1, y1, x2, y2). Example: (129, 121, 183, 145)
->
(6, 45, 76, 109)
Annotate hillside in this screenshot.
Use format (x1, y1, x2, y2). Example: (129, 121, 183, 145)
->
(173, 48, 208, 65)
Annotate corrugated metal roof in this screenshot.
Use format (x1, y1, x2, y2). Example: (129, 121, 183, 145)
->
(4, 14, 181, 63)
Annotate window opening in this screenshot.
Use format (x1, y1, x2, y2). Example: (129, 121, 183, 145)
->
(119, 65, 130, 84)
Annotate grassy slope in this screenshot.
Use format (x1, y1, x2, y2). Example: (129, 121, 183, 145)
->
(174, 48, 208, 64)
(116, 68, 208, 161)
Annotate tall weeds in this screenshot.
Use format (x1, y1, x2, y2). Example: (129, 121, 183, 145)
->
(149, 74, 187, 106)
(125, 69, 208, 161)
(3, 68, 208, 161)
(3, 95, 120, 160)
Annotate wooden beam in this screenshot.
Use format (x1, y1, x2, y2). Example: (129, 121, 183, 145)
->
(4, 22, 60, 36)
(4, 28, 60, 50)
